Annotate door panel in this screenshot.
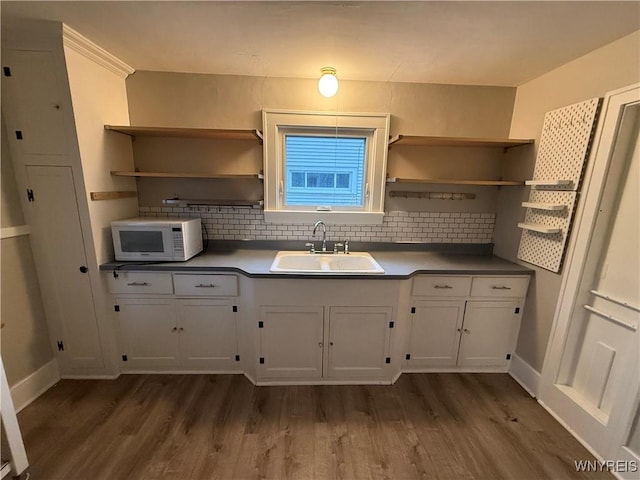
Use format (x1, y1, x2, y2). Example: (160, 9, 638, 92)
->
(327, 306, 392, 378)
(177, 299, 239, 370)
(258, 306, 324, 378)
(540, 86, 640, 464)
(2, 50, 69, 157)
(117, 298, 178, 369)
(457, 301, 520, 368)
(406, 301, 465, 368)
(25, 166, 103, 369)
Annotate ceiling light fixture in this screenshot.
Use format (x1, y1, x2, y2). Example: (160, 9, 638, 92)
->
(318, 67, 338, 97)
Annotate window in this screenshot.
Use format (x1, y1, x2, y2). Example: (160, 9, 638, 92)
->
(262, 110, 390, 224)
(284, 135, 364, 207)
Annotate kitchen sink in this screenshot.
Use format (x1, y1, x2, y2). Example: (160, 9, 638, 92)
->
(269, 251, 385, 274)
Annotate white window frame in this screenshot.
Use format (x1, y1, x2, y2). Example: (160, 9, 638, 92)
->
(262, 109, 389, 224)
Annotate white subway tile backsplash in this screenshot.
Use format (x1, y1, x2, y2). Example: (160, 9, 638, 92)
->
(137, 206, 495, 244)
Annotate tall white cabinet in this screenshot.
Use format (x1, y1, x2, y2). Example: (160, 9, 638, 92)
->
(1, 21, 136, 377)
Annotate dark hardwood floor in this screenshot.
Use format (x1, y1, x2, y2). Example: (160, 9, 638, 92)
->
(17, 373, 612, 480)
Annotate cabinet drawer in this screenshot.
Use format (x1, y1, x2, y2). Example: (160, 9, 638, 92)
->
(107, 272, 173, 294)
(173, 274, 238, 297)
(470, 276, 530, 298)
(412, 276, 471, 297)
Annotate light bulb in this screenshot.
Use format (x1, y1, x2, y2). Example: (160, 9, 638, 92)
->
(318, 67, 338, 97)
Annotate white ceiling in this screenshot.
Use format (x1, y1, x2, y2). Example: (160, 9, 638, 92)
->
(2, 1, 639, 86)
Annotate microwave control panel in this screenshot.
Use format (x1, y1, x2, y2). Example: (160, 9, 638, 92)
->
(172, 227, 184, 254)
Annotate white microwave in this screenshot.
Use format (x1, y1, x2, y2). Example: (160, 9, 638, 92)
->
(111, 217, 203, 261)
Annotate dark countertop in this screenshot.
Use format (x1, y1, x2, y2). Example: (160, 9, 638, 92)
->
(100, 249, 532, 279)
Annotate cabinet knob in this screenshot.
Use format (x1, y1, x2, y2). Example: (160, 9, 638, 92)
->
(329, 341, 334, 346)
(318, 342, 323, 348)
(171, 327, 177, 332)
(127, 282, 149, 286)
(179, 327, 184, 332)
(464, 328, 470, 334)
(456, 328, 462, 333)
(79, 266, 88, 273)
(491, 286, 512, 290)
(434, 285, 453, 289)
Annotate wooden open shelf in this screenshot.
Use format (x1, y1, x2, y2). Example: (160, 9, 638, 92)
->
(388, 134, 534, 148)
(386, 177, 524, 186)
(105, 125, 263, 142)
(163, 198, 263, 207)
(111, 171, 263, 180)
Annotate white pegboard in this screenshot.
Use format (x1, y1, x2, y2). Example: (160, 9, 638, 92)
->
(531, 98, 600, 190)
(518, 190, 577, 272)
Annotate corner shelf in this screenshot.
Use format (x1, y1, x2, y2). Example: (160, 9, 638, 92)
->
(105, 125, 263, 143)
(517, 222, 561, 234)
(386, 177, 523, 186)
(111, 171, 263, 180)
(388, 134, 534, 148)
(521, 202, 566, 211)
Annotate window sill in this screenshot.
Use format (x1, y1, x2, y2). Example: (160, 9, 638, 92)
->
(263, 210, 384, 225)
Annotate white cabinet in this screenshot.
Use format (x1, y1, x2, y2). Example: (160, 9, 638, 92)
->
(177, 299, 239, 370)
(3, 28, 138, 378)
(256, 303, 395, 381)
(407, 301, 465, 367)
(111, 273, 241, 372)
(327, 307, 392, 379)
(405, 275, 529, 371)
(457, 301, 521, 367)
(257, 306, 324, 379)
(116, 298, 179, 369)
(1, 49, 71, 158)
(25, 166, 105, 371)
(251, 279, 401, 383)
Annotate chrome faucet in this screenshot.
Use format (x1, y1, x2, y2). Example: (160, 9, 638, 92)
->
(312, 220, 327, 252)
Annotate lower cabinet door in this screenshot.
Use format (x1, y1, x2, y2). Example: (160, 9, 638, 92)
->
(117, 298, 179, 369)
(457, 301, 521, 368)
(258, 306, 324, 379)
(406, 301, 465, 368)
(327, 306, 392, 378)
(177, 299, 239, 370)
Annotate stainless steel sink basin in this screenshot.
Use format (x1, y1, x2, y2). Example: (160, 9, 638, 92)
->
(269, 251, 385, 274)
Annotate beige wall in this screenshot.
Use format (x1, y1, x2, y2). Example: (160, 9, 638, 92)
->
(494, 30, 640, 372)
(126, 72, 516, 213)
(0, 119, 53, 386)
(64, 46, 138, 266)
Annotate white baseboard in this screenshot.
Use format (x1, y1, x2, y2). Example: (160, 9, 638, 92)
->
(538, 399, 603, 462)
(10, 359, 60, 412)
(508, 353, 540, 398)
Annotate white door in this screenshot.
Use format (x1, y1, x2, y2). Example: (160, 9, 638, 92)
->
(540, 85, 640, 471)
(25, 166, 103, 369)
(327, 306, 392, 378)
(1, 49, 70, 158)
(116, 298, 179, 369)
(258, 306, 324, 379)
(457, 301, 521, 368)
(177, 299, 239, 371)
(406, 301, 465, 368)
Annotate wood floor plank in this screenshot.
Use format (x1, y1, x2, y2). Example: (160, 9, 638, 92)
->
(17, 373, 614, 480)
